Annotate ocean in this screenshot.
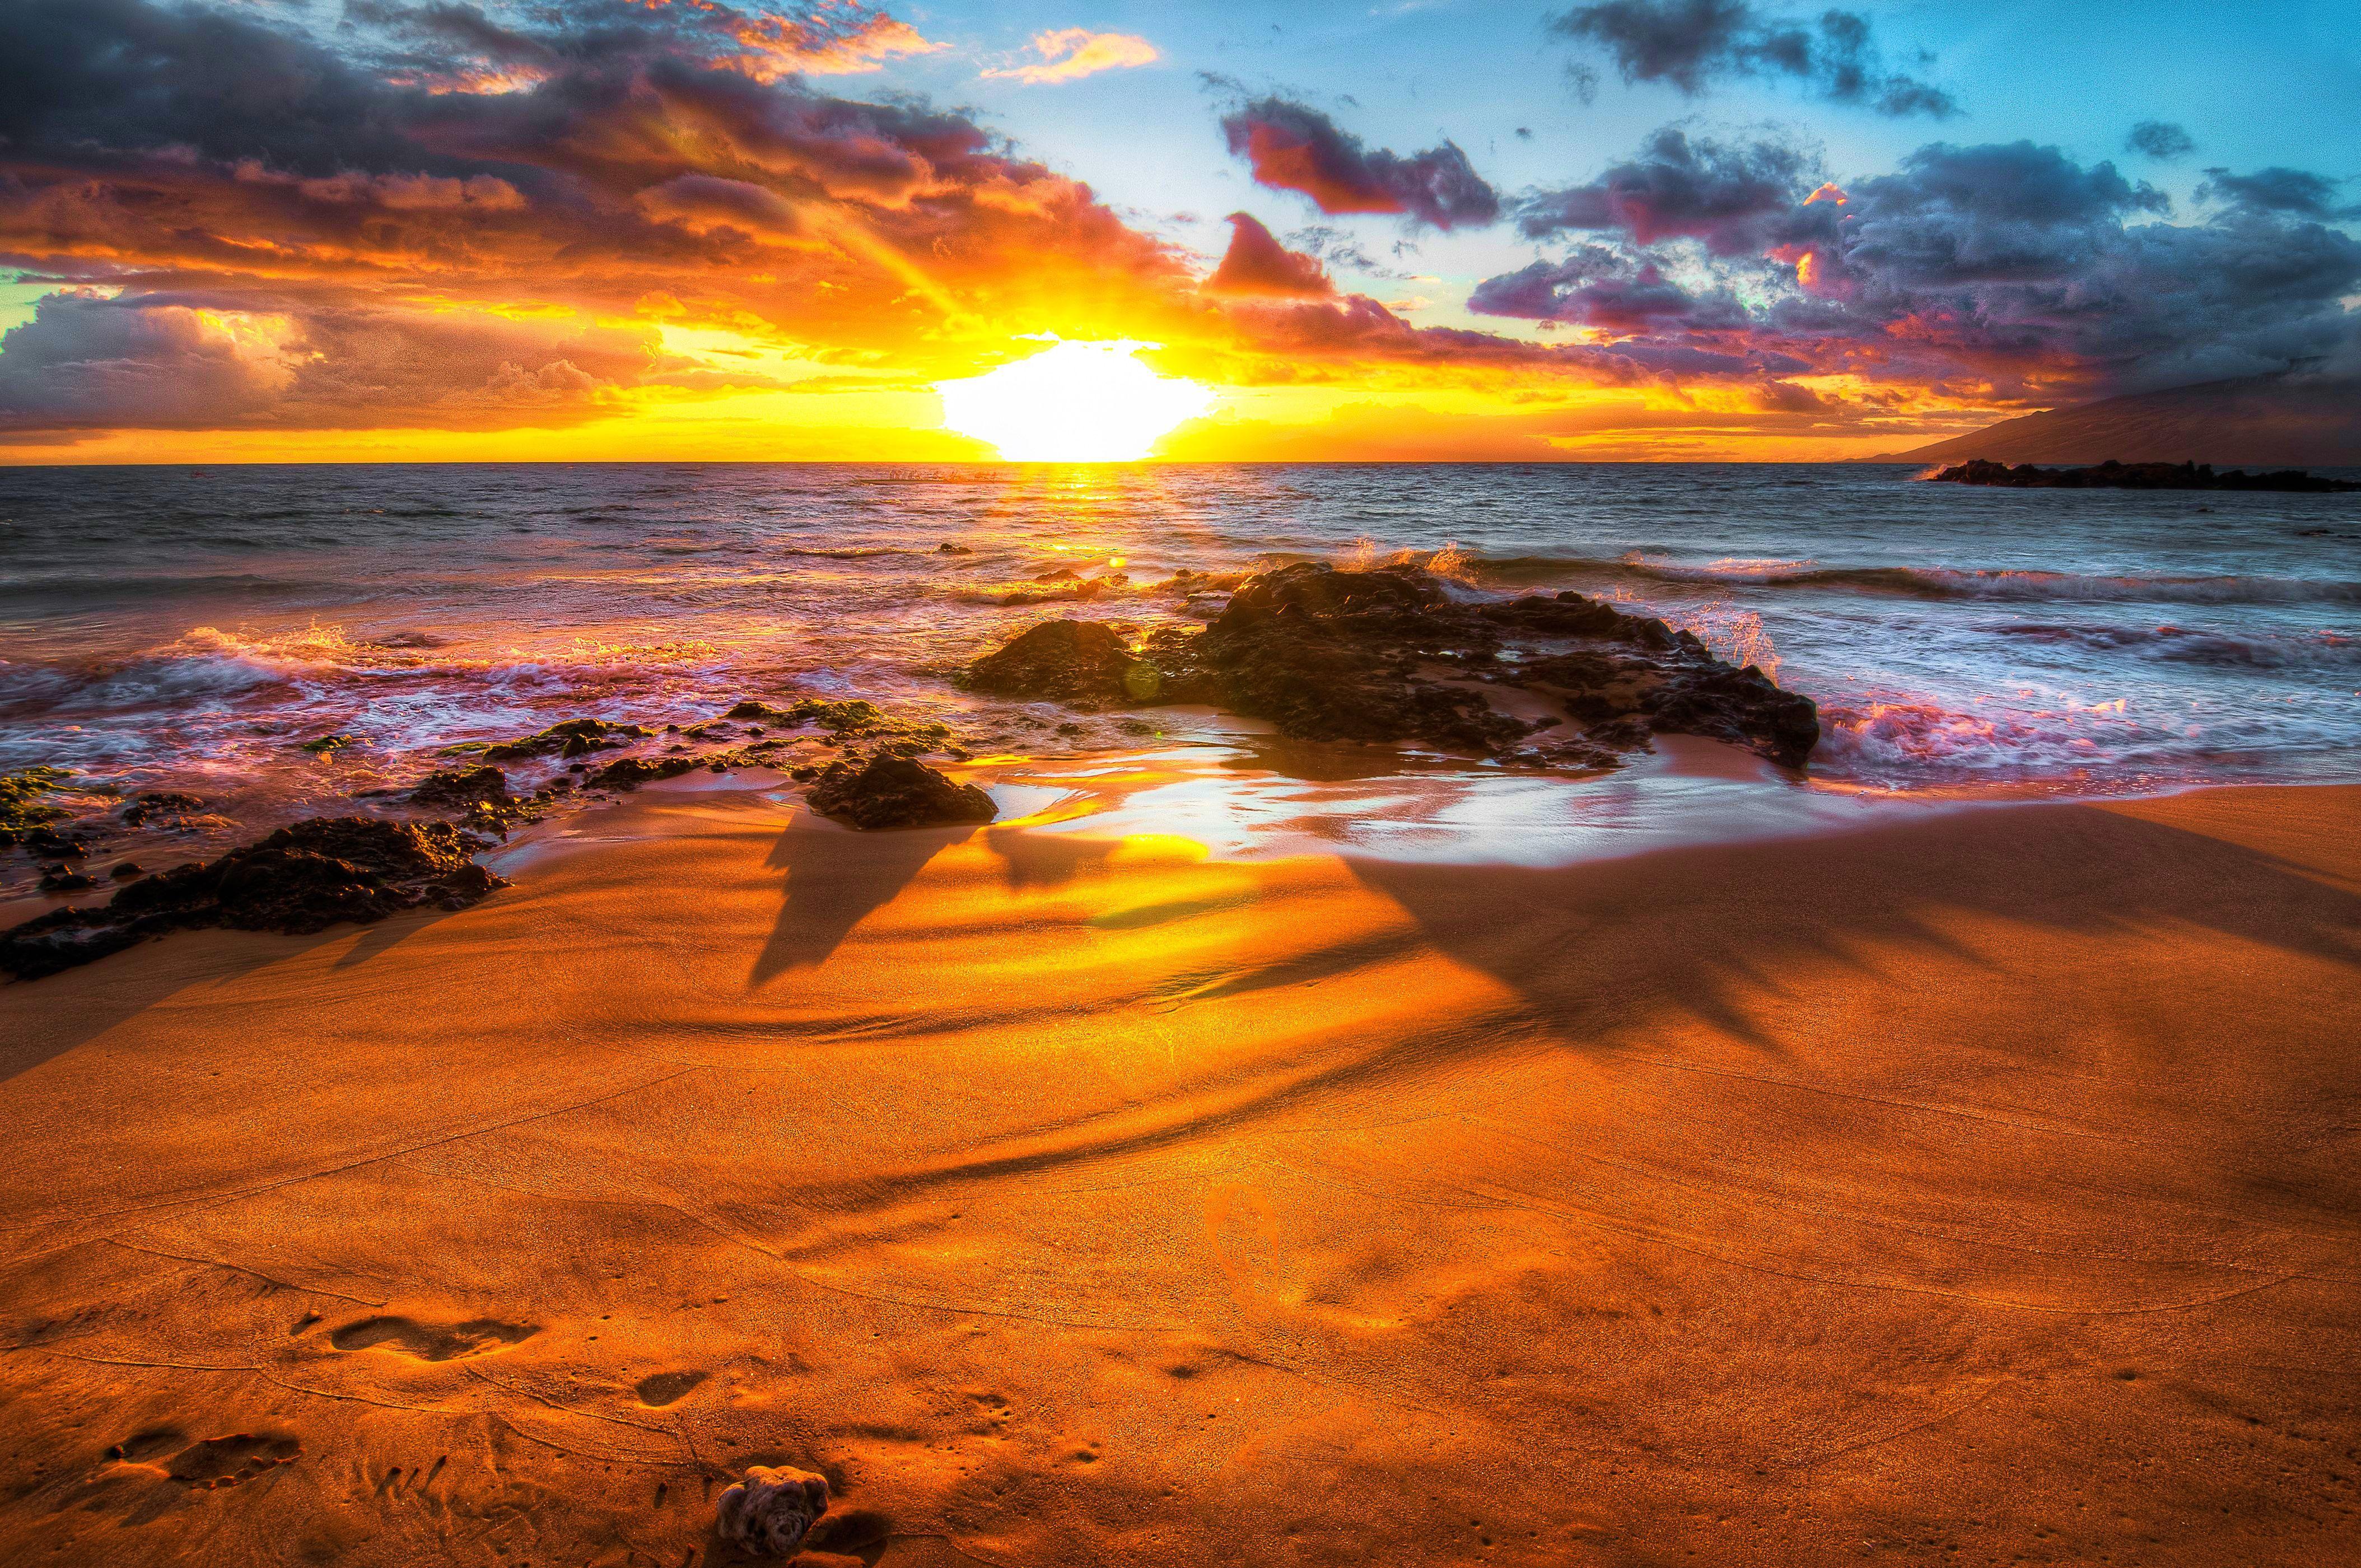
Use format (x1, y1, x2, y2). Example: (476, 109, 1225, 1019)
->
(3, 461, 2357, 882)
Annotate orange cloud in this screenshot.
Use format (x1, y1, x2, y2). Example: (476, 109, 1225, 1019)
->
(1202, 215, 1335, 300)
(983, 29, 1160, 85)
(728, 9, 948, 80)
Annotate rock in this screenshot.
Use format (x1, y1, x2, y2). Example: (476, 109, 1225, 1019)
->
(20, 825, 92, 860)
(1, 818, 505, 982)
(1928, 458, 2361, 492)
(936, 541, 973, 554)
(0, 767, 71, 847)
(38, 865, 96, 893)
(109, 862, 143, 880)
(722, 698, 956, 750)
(120, 791, 206, 829)
(958, 562, 1822, 769)
(408, 766, 511, 811)
(298, 733, 356, 755)
(715, 1466, 830, 1558)
(481, 718, 653, 762)
(805, 756, 995, 830)
(590, 755, 703, 790)
(962, 619, 1167, 707)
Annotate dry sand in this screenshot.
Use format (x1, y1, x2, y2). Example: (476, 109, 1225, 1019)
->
(0, 773, 2356, 1566)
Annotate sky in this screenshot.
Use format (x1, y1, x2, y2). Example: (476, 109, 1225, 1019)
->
(0, 0, 2355, 461)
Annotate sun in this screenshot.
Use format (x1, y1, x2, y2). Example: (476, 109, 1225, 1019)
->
(936, 340, 1214, 461)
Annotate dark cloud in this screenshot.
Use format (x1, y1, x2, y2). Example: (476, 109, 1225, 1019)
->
(1218, 96, 1501, 230)
(1475, 132, 2361, 401)
(0, 0, 1199, 432)
(1468, 245, 1748, 330)
(0, 288, 669, 430)
(2196, 166, 2361, 221)
(1548, 0, 1956, 118)
(1517, 127, 1822, 254)
(2126, 120, 2195, 161)
(1203, 214, 1335, 299)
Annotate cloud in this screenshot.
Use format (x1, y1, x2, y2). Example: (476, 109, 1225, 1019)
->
(1475, 130, 2361, 402)
(0, 0, 1205, 433)
(0, 289, 669, 430)
(1218, 96, 1501, 230)
(983, 29, 1158, 85)
(2196, 166, 2361, 221)
(1548, 0, 1956, 117)
(2126, 120, 2195, 161)
(1203, 214, 1335, 299)
(1518, 127, 1822, 254)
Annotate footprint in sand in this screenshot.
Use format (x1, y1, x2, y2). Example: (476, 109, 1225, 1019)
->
(329, 1315, 538, 1361)
(111, 1431, 301, 1489)
(634, 1370, 706, 1407)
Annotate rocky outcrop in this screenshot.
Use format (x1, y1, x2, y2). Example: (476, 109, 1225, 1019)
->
(715, 1466, 830, 1558)
(962, 562, 1820, 768)
(1929, 459, 2360, 492)
(589, 755, 704, 790)
(1, 817, 504, 981)
(962, 619, 1166, 707)
(408, 765, 511, 811)
(805, 755, 995, 830)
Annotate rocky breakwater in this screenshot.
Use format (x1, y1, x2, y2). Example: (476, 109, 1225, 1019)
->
(1928, 459, 2360, 492)
(963, 562, 1819, 769)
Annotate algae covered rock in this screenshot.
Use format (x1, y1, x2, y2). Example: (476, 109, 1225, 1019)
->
(805, 755, 995, 830)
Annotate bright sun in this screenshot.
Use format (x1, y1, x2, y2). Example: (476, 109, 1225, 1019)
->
(936, 340, 1214, 461)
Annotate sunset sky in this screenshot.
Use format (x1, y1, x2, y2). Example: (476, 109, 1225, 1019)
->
(1, 0, 2355, 461)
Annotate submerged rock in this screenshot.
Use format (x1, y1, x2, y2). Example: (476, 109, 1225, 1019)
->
(960, 561, 1821, 768)
(481, 718, 653, 762)
(806, 755, 995, 830)
(120, 791, 207, 830)
(715, 1466, 830, 1557)
(962, 618, 1165, 707)
(1929, 458, 2361, 492)
(0, 817, 504, 982)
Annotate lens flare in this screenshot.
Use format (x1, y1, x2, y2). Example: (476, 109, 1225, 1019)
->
(936, 340, 1213, 461)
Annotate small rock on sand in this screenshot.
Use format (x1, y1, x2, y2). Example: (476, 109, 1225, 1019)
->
(805, 755, 995, 830)
(715, 1465, 830, 1557)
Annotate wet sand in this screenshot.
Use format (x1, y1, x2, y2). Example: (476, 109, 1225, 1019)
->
(0, 774, 2356, 1565)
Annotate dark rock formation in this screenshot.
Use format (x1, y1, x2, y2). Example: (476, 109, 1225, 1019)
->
(37, 865, 96, 893)
(962, 619, 1166, 707)
(408, 766, 511, 811)
(481, 718, 654, 762)
(716, 1466, 830, 1558)
(1, 818, 504, 981)
(1928, 459, 2359, 492)
(590, 755, 704, 790)
(963, 562, 1821, 769)
(805, 756, 995, 830)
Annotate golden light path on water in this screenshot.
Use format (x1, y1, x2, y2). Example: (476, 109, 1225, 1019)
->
(935, 339, 1214, 461)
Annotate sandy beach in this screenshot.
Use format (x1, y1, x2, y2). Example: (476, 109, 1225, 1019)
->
(0, 769, 2354, 1566)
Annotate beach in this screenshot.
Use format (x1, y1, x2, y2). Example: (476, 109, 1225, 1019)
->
(2, 766, 2354, 1566)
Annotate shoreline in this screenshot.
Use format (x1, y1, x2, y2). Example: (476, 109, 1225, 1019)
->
(0, 774, 2354, 1563)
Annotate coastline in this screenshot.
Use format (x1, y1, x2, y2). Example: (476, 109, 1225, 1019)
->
(0, 769, 2354, 1564)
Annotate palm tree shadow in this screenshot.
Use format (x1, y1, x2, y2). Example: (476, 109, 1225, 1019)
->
(1345, 800, 2361, 1052)
(749, 815, 972, 985)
